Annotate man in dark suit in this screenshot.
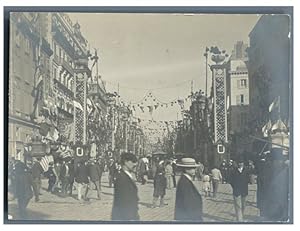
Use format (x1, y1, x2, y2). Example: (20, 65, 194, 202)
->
(229, 157, 249, 222)
(111, 152, 139, 221)
(175, 158, 203, 221)
(15, 159, 34, 219)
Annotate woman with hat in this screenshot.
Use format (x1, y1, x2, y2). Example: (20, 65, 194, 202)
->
(174, 158, 203, 221)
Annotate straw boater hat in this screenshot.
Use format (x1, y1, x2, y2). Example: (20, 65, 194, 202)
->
(176, 158, 200, 168)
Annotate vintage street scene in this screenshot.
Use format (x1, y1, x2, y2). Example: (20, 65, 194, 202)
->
(6, 12, 291, 223)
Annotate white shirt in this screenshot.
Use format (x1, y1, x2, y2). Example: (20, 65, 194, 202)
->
(183, 173, 193, 182)
(123, 169, 134, 179)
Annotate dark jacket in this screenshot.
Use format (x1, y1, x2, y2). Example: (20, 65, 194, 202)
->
(153, 172, 167, 197)
(31, 162, 43, 179)
(88, 163, 100, 182)
(230, 168, 249, 197)
(175, 174, 203, 221)
(75, 162, 89, 184)
(96, 159, 105, 176)
(111, 169, 139, 220)
(15, 161, 33, 201)
(60, 163, 71, 180)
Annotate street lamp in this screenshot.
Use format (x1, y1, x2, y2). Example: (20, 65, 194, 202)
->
(204, 47, 210, 97)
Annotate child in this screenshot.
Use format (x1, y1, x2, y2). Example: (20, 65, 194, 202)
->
(152, 166, 167, 208)
(202, 172, 211, 197)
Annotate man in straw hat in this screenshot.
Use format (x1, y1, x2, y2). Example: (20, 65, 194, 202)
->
(175, 158, 203, 221)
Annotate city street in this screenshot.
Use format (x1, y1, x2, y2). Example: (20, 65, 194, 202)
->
(8, 172, 259, 222)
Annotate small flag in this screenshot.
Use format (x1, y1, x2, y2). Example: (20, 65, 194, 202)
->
(40, 155, 54, 172)
(268, 96, 280, 112)
(261, 120, 272, 137)
(147, 106, 153, 114)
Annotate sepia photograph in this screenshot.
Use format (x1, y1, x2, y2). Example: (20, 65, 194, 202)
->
(3, 7, 293, 224)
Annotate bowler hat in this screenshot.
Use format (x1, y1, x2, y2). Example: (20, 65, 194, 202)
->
(176, 158, 199, 168)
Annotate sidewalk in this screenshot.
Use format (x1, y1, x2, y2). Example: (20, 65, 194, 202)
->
(7, 173, 259, 222)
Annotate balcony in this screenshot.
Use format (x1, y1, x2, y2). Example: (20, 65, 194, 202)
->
(53, 78, 74, 98)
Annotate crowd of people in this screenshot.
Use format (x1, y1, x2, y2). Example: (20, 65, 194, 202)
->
(8, 147, 290, 222)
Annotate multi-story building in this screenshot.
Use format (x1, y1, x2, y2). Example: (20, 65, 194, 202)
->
(228, 42, 250, 158)
(50, 13, 90, 144)
(8, 12, 93, 159)
(247, 15, 291, 134)
(9, 12, 53, 159)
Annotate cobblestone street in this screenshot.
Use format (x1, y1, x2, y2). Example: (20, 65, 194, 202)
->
(8, 172, 259, 222)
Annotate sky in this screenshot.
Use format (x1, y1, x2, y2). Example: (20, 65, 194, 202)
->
(69, 13, 260, 130)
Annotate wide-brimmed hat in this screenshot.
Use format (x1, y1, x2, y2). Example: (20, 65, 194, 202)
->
(176, 158, 199, 168)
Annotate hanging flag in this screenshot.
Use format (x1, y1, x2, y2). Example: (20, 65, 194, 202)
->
(261, 120, 272, 137)
(140, 106, 144, 113)
(177, 99, 184, 110)
(268, 96, 280, 112)
(147, 106, 153, 114)
(154, 104, 159, 110)
(87, 98, 95, 115)
(39, 155, 54, 172)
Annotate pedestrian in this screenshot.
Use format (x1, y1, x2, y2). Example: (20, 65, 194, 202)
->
(220, 161, 228, 183)
(68, 158, 75, 196)
(175, 158, 203, 221)
(87, 158, 101, 200)
(8, 157, 17, 200)
(111, 152, 139, 221)
(229, 156, 249, 222)
(96, 156, 105, 191)
(262, 148, 289, 222)
(138, 157, 148, 185)
(14, 159, 34, 219)
(44, 162, 56, 193)
(53, 161, 62, 193)
(211, 165, 222, 198)
(195, 161, 204, 181)
(75, 160, 90, 201)
(255, 151, 268, 217)
(165, 161, 173, 189)
(171, 159, 177, 187)
(60, 160, 71, 197)
(152, 165, 167, 208)
(202, 170, 211, 197)
(108, 158, 116, 188)
(248, 160, 256, 184)
(31, 159, 43, 202)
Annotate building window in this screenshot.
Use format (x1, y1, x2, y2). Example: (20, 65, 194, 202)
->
(240, 94, 244, 104)
(238, 79, 247, 88)
(240, 79, 247, 87)
(236, 94, 245, 105)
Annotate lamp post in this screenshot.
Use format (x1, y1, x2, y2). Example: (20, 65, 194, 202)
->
(209, 46, 230, 167)
(204, 47, 210, 98)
